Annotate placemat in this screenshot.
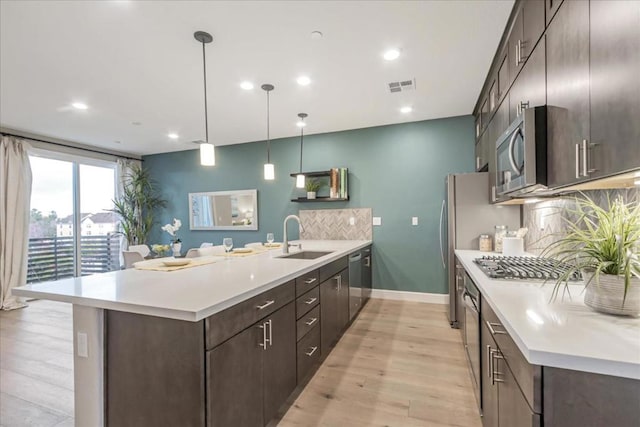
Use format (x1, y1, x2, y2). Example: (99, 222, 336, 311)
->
(134, 255, 223, 272)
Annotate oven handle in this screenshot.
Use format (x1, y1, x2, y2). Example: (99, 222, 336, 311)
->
(508, 127, 523, 175)
(462, 289, 479, 314)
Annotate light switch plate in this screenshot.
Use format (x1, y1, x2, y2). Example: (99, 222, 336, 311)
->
(77, 332, 88, 358)
(412, 217, 419, 225)
(373, 217, 382, 226)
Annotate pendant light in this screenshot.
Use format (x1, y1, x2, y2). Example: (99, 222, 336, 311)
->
(194, 31, 215, 166)
(296, 113, 308, 188)
(262, 84, 275, 180)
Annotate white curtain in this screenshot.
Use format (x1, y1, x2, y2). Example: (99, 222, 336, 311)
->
(0, 136, 33, 310)
(115, 158, 139, 267)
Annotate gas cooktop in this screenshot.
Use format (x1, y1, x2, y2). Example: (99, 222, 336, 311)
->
(473, 255, 582, 281)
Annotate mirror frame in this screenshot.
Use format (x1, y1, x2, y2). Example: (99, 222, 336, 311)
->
(188, 189, 258, 231)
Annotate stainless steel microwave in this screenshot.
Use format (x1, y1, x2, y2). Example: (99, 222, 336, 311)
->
(495, 106, 547, 196)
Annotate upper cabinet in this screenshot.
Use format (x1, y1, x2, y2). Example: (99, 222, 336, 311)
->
(508, 0, 545, 86)
(546, 0, 590, 187)
(589, 0, 640, 179)
(509, 36, 546, 124)
(545, 0, 564, 26)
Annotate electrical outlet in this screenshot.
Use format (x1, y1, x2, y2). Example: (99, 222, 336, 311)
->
(349, 217, 355, 226)
(373, 217, 382, 226)
(412, 217, 418, 226)
(77, 332, 88, 358)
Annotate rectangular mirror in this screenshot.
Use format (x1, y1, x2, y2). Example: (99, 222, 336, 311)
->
(189, 189, 258, 231)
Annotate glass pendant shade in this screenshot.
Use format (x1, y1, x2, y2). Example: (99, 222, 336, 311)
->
(200, 143, 215, 166)
(264, 163, 275, 180)
(296, 174, 305, 188)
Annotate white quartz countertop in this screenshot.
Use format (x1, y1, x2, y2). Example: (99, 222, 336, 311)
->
(456, 250, 640, 380)
(14, 240, 371, 322)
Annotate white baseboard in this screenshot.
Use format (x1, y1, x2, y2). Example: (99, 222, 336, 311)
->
(370, 289, 449, 305)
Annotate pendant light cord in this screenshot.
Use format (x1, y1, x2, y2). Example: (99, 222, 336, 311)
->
(201, 41, 209, 143)
(299, 121, 304, 173)
(266, 91, 271, 163)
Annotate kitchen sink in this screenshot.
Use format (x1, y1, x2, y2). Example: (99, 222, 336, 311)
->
(277, 251, 333, 260)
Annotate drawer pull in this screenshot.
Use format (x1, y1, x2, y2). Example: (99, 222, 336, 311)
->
(304, 297, 318, 305)
(486, 320, 506, 335)
(256, 300, 275, 310)
(305, 346, 318, 357)
(304, 277, 317, 285)
(305, 317, 318, 326)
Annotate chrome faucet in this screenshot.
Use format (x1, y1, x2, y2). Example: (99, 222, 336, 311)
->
(283, 215, 305, 254)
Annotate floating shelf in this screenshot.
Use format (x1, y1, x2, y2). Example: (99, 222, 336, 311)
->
(291, 197, 349, 203)
(288, 170, 332, 178)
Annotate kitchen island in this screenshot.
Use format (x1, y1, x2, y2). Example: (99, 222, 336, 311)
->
(455, 249, 640, 427)
(14, 240, 372, 427)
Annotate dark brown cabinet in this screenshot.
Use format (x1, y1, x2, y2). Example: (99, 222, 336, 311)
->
(481, 319, 499, 427)
(589, 0, 640, 179)
(545, 0, 590, 187)
(509, 36, 546, 124)
(488, 97, 510, 203)
(508, 1, 545, 86)
(476, 132, 489, 172)
(207, 301, 296, 427)
(320, 268, 349, 358)
(498, 361, 540, 427)
(497, 53, 509, 105)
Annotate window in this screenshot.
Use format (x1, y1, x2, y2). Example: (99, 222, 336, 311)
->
(27, 152, 119, 283)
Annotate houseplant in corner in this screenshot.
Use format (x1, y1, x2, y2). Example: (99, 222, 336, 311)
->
(305, 178, 323, 200)
(543, 193, 640, 317)
(110, 164, 167, 248)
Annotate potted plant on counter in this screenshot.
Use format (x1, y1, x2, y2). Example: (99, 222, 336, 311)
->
(305, 179, 323, 200)
(544, 193, 640, 317)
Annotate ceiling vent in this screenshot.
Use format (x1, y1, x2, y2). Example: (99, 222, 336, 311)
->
(387, 79, 416, 93)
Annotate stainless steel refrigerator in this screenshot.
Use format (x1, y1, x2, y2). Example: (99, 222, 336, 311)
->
(440, 172, 520, 328)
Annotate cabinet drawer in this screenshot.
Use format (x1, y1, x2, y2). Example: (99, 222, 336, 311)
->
(481, 301, 542, 413)
(319, 256, 348, 282)
(297, 323, 320, 383)
(296, 305, 320, 341)
(296, 286, 319, 319)
(205, 280, 295, 349)
(295, 270, 319, 296)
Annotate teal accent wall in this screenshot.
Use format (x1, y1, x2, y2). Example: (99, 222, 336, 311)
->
(144, 115, 474, 294)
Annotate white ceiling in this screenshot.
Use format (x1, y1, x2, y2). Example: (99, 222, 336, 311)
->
(0, 0, 513, 156)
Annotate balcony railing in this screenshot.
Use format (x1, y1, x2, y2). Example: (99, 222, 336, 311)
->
(27, 235, 121, 284)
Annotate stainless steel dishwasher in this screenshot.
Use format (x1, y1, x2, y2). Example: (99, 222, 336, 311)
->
(349, 252, 363, 320)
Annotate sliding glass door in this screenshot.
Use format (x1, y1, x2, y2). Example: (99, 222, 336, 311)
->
(27, 153, 118, 283)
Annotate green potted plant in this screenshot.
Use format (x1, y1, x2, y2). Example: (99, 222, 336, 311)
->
(543, 193, 640, 317)
(110, 164, 167, 248)
(305, 178, 323, 200)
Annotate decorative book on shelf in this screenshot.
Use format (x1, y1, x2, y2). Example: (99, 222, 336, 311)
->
(290, 168, 349, 202)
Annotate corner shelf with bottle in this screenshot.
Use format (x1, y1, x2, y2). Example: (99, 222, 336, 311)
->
(290, 168, 349, 202)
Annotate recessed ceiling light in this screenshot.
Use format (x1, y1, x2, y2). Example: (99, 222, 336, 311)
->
(296, 121, 307, 128)
(168, 133, 179, 139)
(297, 76, 311, 86)
(400, 106, 413, 114)
(240, 81, 254, 90)
(383, 49, 401, 61)
(310, 31, 323, 40)
(131, 121, 142, 126)
(72, 102, 88, 110)
(114, 140, 122, 144)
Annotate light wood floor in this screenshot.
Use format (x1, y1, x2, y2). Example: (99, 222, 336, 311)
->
(0, 299, 481, 427)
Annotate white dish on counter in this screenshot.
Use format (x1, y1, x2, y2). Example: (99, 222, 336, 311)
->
(162, 259, 192, 267)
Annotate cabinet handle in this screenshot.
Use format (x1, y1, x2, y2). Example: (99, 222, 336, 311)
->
(582, 139, 589, 177)
(515, 41, 519, 67)
(267, 319, 273, 347)
(258, 322, 268, 350)
(304, 277, 317, 285)
(305, 317, 318, 326)
(305, 346, 318, 357)
(486, 345, 493, 379)
(256, 300, 275, 310)
(304, 297, 318, 305)
(365, 256, 371, 268)
(335, 275, 342, 290)
(491, 350, 505, 384)
(486, 320, 507, 335)
(491, 185, 497, 202)
(575, 143, 581, 179)
(520, 101, 529, 114)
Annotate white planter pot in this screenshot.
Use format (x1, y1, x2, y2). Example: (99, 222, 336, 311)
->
(584, 271, 640, 317)
(172, 242, 182, 257)
(307, 191, 316, 200)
